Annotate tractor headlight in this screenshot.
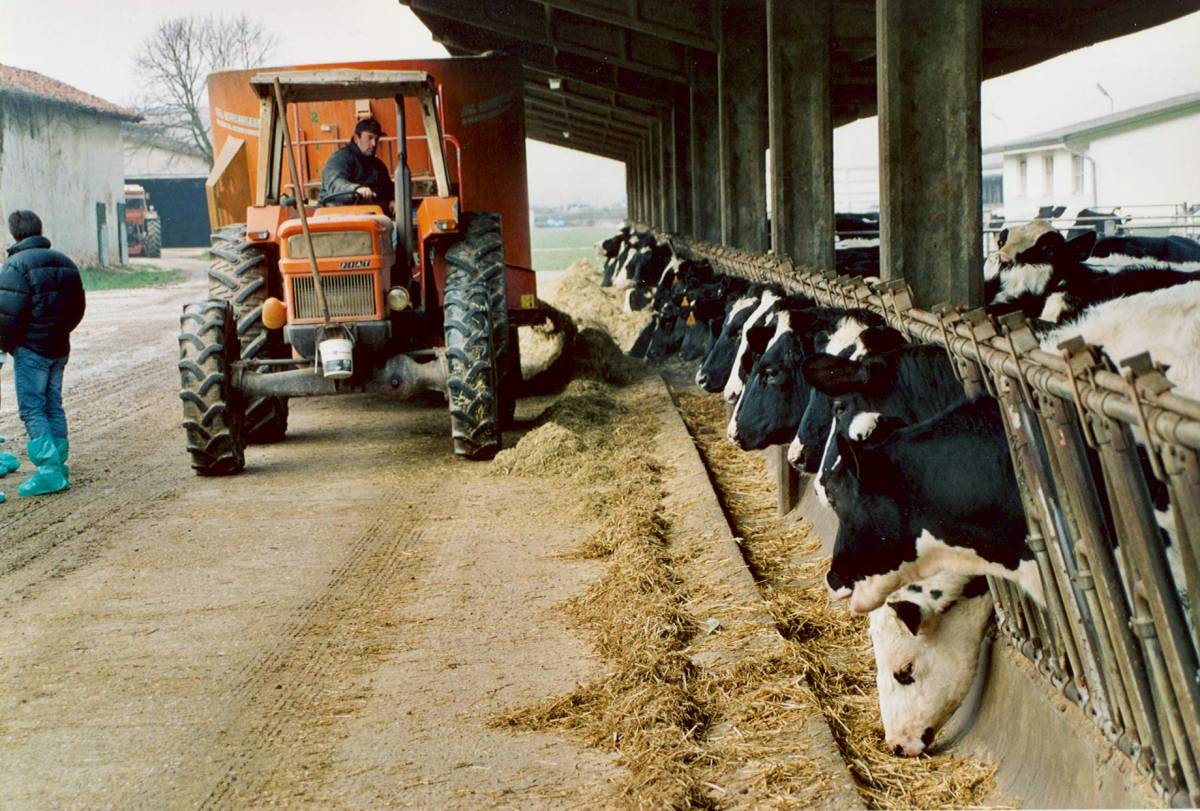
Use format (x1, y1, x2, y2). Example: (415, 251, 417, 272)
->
(387, 287, 411, 311)
(434, 219, 457, 232)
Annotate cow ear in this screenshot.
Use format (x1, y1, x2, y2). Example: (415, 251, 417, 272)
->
(996, 227, 1009, 249)
(889, 600, 924, 636)
(801, 354, 869, 394)
(856, 326, 906, 356)
(1064, 229, 1097, 261)
(1015, 231, 1064, 264)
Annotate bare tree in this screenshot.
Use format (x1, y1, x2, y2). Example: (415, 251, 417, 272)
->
(133, 14, 277, 165)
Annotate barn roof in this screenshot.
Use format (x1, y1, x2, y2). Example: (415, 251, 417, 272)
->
(398, 0, 1200, 162)
(983, 90, 1200, 154)
(0, 64, 140, 122)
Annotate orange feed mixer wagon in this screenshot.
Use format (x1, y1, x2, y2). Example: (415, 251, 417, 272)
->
(179, 55, 541, 476)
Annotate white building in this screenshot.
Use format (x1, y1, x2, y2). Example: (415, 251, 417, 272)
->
(984, 91, 1200, 216)
(0, 64, 138, 266)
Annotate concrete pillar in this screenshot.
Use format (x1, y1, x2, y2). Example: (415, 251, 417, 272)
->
(659, 109, 677, 232)
(690, 52, 722, 242)
(631, 147, 642, 222)
(672, 92, 694, 236)
(718, 0, 769, 252)
(877, 0, 983, 307)
(768, 0, 834, 270)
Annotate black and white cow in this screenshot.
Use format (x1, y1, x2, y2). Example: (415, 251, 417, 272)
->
(797, 343, 966, 494)
(871, 573, 994, 757)
(787, 325, 908, 472)
(726, 308, 887, 450)
(695, 286, 777, 392)
(985, 226, 1200, 324)
(821, 396, 1043, 614)
(597, 227, 631, 286)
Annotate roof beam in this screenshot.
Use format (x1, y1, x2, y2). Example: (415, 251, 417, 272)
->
(526, 125, 632, 160)
(525, 109, 645, 149)
(525, 96, 650, 137)
(406, 0, 691, 84)
(538, 0, 718, 51)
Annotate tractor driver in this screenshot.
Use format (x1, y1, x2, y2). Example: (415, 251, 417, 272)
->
(320, 118, 396, 215)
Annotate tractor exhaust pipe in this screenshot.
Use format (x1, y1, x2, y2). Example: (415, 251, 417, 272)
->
(236, 352, 447, 399)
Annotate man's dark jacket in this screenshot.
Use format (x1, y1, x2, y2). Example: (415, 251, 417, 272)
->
(0, 235, 86, 358)
(320, 140, 394, 207)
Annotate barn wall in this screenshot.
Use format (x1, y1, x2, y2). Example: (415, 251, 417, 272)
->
(123, 141, 209, 179)
(1086, 110, 1200, 207)
(0, 98, 124, 266)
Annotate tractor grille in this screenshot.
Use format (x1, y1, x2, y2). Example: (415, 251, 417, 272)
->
(291, 273, 377, 320)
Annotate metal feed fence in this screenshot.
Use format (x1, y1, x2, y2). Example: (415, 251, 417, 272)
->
(648, 230, 1200, 807)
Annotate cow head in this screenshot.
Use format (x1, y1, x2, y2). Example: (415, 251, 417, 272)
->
(728, 316, 808, 449)
(696, 294, 761, 392)
(871, 575, 993, 757)
(823, 430, 916, 614)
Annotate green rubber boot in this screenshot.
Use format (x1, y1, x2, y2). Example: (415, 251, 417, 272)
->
(0, 435, 19, 477)
(18, 436, 69, 497)
(53, 437, 69, 480)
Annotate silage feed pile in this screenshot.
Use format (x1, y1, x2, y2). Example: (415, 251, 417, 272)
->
(490, 255, 1001, 808)
(543, 259, 651, 352)
(673, 391, 1003, 810)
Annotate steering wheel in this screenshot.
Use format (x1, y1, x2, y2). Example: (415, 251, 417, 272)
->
(317, 190, 364, 206)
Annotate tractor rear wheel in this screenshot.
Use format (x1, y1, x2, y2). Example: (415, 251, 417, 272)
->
(144, 216, 162, 258)
(444, 226, 502, 460)
(178, 300, 245, 476)
(208, 224, 289, 444)
(461, 212, 516, 424)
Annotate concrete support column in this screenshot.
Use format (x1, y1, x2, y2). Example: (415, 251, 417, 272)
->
(718, 0, 769, 252)
(656, 111, 673, 230)
(877, 0, 983, 307)
(768, 0, 834, 270)
(628, 152, 638, 221)
(672, 91, 694, 236)
(690, 51, 722, 242)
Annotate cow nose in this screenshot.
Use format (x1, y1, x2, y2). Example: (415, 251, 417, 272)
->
(695, 370, 708, 388)
(921, 727, 935, 749)
(892, 745, 905, 757)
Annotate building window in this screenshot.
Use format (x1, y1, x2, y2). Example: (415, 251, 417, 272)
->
(1019, 158, 1028, 196)
(1073, 155, 1085, 195)
(1043, 155, 1055, 196)
(983, 175, 1004, 206)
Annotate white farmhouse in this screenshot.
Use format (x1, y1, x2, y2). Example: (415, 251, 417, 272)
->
(0, 64, 139, 266)
(984, 91, 1200, 217)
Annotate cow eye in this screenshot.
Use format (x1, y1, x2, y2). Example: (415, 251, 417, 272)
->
(832, 400, 847, 417)
(893, 663, 915, 685)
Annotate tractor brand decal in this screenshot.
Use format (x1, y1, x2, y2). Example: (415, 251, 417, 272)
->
(461, 92, 514, 126)
(520, 293, 537, 309)
(340, 259, 372, 269)
(214, 107, 260, 137)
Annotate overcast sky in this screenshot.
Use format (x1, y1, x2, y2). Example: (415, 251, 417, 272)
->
(2, 1, 1197, 208)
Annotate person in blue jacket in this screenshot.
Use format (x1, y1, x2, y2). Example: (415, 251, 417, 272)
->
(0, 210, 86, 498)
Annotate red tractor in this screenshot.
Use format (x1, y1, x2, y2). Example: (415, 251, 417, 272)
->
(181, 59, 540, 474)
(124, 184, 162, 258)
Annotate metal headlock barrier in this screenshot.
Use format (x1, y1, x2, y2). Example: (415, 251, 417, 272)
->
(646, 229, 1200, 806)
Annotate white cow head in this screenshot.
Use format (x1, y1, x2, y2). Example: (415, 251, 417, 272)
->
(870, 573, 993, 757)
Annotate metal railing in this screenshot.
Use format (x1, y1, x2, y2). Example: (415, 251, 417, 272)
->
(651, 230, 1200, 807)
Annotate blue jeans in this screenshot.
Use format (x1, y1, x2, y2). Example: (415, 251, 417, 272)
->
(13, 347, 68, 440)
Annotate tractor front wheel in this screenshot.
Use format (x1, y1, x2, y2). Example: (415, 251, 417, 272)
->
(178, 300, 245, 476)
(208, 224, 289, 444)
(443, 230, 502, 460)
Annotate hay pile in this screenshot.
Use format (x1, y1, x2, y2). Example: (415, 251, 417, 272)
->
(543, 259, 651, 352)
(673, 391, 1002, 810)
(493, 378, 861, 807)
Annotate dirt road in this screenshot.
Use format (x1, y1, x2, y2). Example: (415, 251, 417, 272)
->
(0, 252, 620, 807)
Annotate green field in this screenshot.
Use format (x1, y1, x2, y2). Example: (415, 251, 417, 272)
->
(530, 224, 623, 272)
(79, 265, 188, 291)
